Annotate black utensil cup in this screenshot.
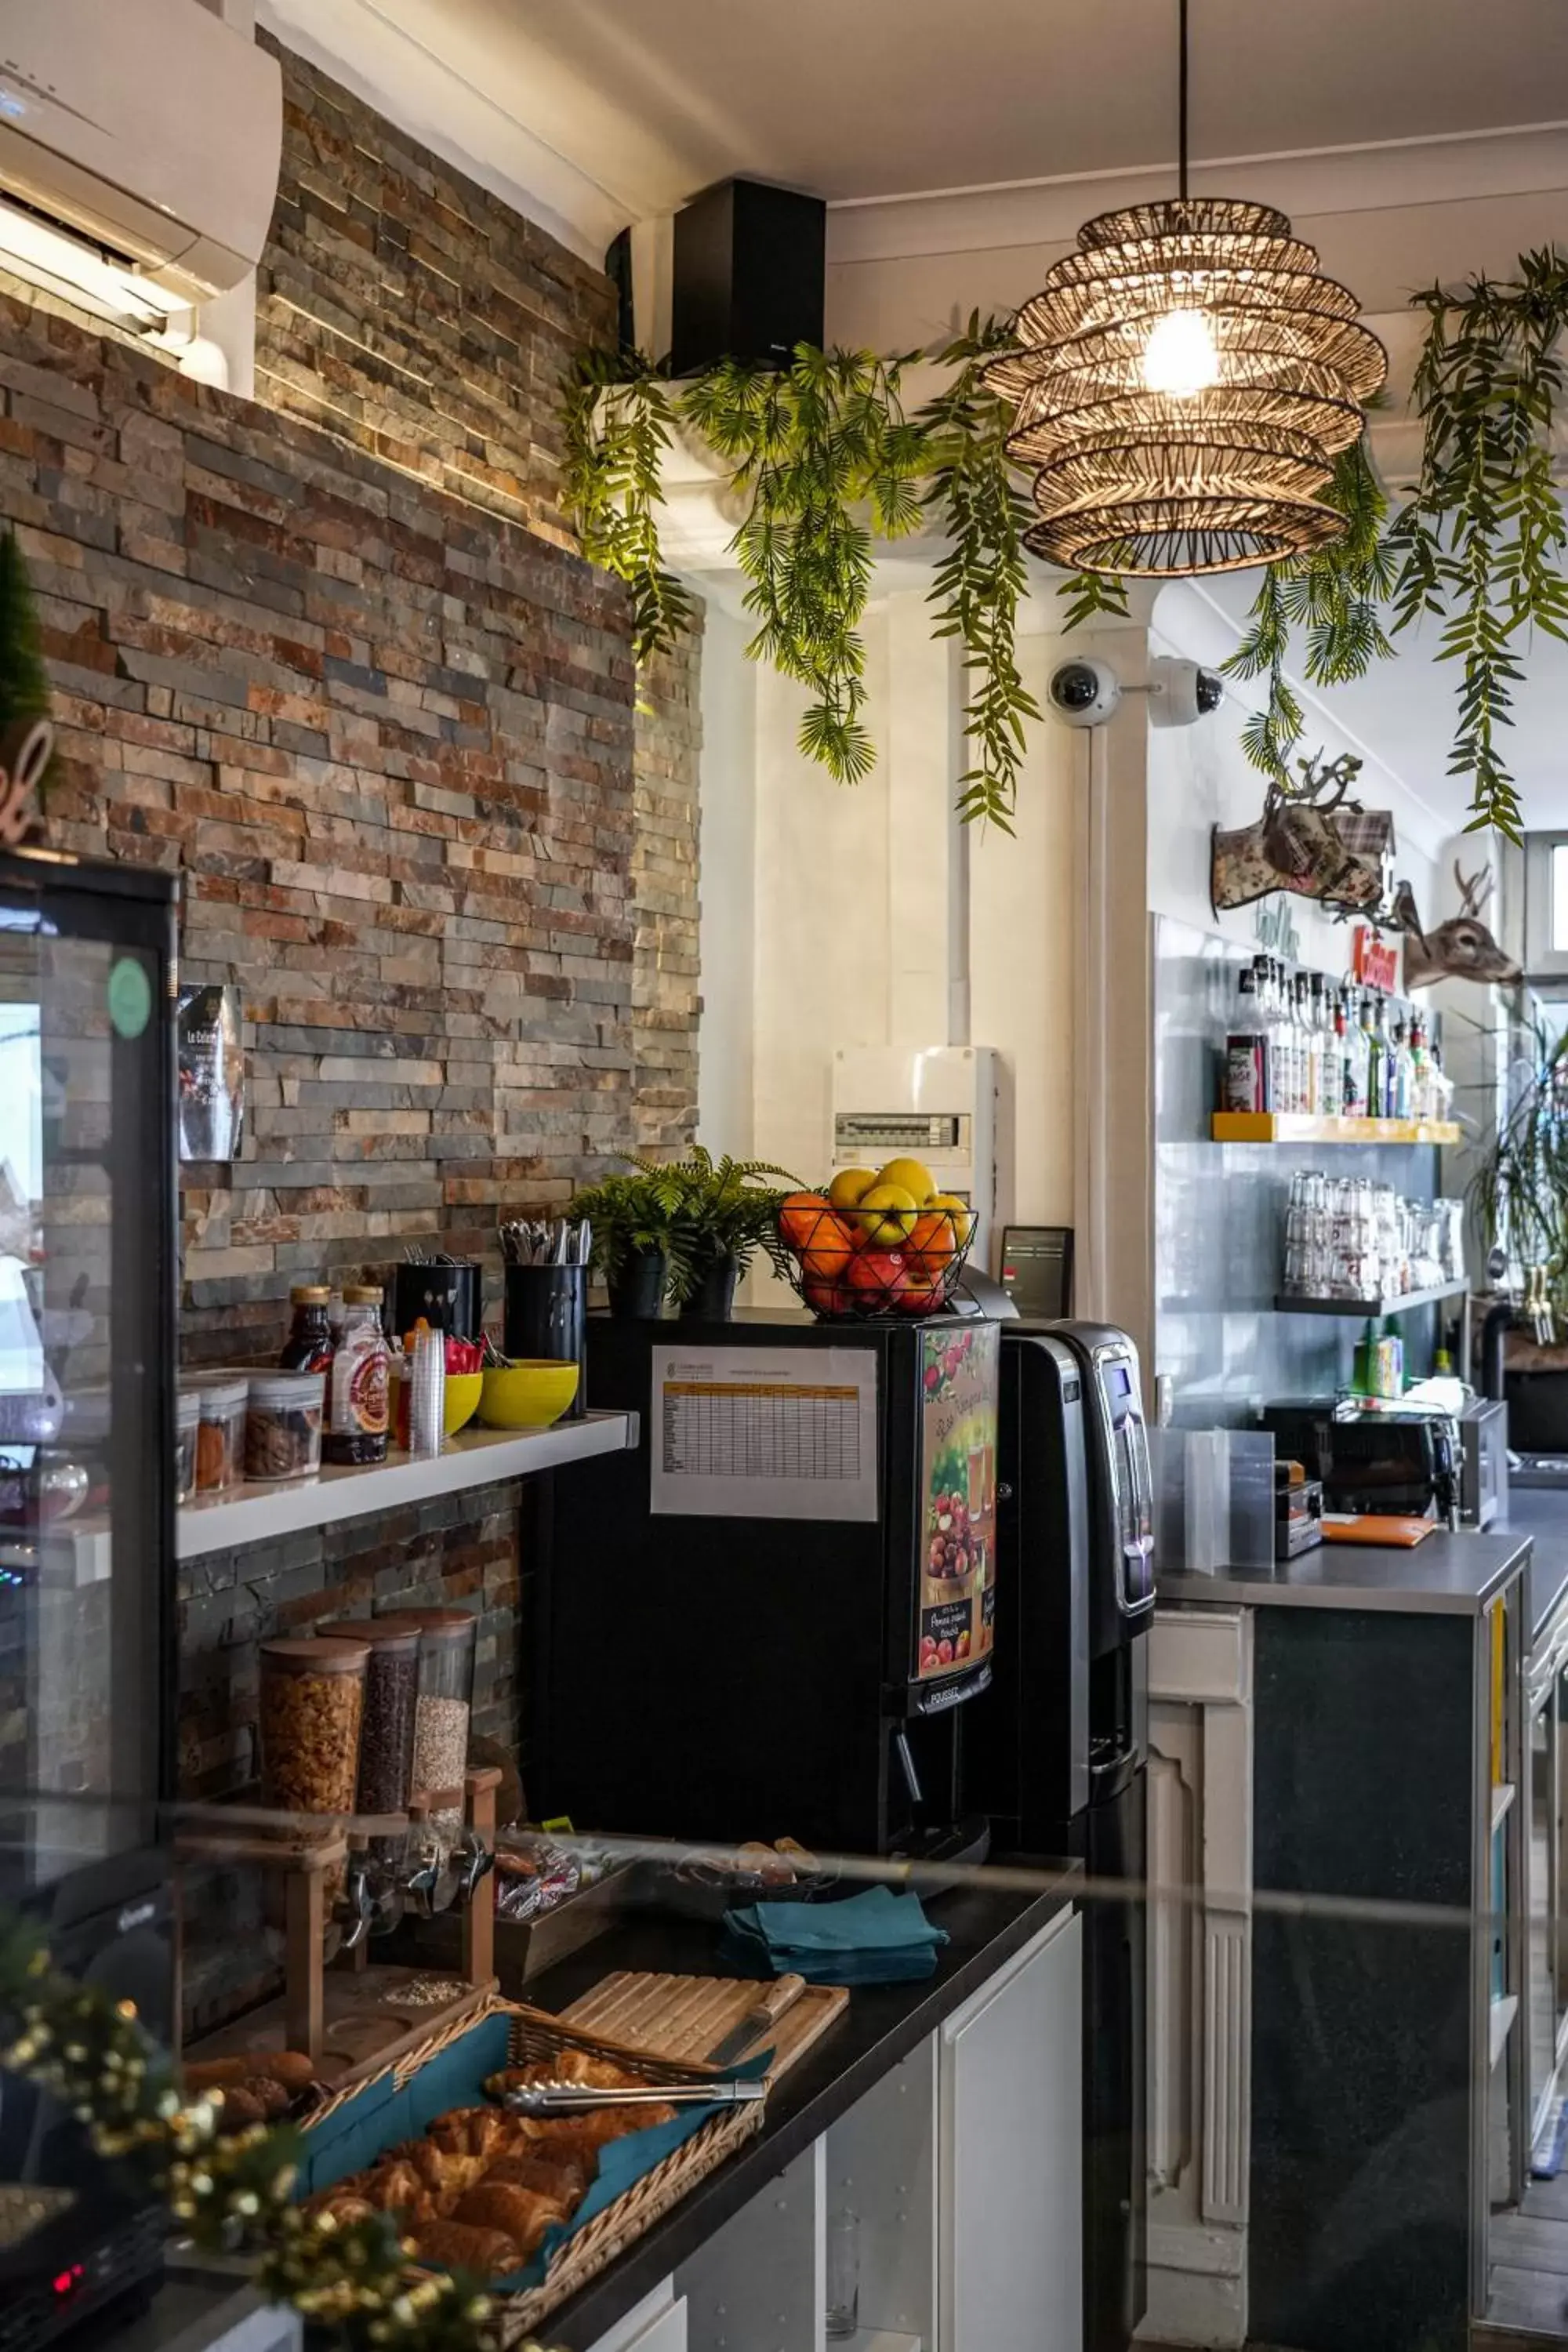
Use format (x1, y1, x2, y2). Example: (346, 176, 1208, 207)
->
(503, 1265, 587, 1420)
(392, 1261, 481, 1343)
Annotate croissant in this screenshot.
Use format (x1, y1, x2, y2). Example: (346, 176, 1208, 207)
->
(483, 2151, 590, 2203)
(304, 2187, 379, 2229)
(429, 2105, 516, 2162)
(406, 2140, 488, 2200)
(411, 2220, 519, 2277)
(452, 2180, 567, 2256)
(362, 2159, 428, 2216)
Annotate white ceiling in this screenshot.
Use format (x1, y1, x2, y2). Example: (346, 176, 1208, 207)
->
(268, 0, 1568, 223)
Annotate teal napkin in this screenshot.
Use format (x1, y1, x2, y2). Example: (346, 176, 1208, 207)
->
(722, 1886, 949, 1984)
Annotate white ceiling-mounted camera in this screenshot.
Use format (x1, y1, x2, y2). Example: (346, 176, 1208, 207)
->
(1047, 653, 1224, 731)
(1148, 655, 1225, 728)
(1047, 658, 1122, 728)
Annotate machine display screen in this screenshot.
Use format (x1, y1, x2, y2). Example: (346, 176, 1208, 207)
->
(915, 1321, 1000, 1680)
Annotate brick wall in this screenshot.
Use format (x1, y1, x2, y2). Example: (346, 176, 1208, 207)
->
(255, 37, 607, 550)
(0, 40, 706, 2009)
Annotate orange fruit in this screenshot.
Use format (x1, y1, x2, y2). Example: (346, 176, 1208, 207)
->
(802, 1210, 855, 1279)
(908, 1209, 959, 1267)
(779, 1191, 832, 1251)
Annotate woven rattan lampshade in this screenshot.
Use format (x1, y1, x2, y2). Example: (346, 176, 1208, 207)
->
(985, 194, 1386, 576)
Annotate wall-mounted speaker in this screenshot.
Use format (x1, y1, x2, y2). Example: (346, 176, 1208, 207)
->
(670, 177, 826, 376)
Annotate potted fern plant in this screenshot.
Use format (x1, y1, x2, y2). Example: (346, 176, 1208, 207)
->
(622, 1146, 800, 1319)
(568, 1169, 681, 1319)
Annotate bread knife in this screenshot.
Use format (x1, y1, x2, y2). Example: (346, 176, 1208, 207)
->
(702, 1972, 808, 2070)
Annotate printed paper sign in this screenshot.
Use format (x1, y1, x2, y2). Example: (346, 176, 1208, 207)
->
(649, 1342, 879, 1521)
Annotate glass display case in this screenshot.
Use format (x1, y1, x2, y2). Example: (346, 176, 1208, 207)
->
(0, 850, 178, 2348)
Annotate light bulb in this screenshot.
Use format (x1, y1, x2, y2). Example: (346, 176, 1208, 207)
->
(1142, 307, 1219, 397)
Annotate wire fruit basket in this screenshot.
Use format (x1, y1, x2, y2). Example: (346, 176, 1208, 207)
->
(770, 1188, 976, 1321)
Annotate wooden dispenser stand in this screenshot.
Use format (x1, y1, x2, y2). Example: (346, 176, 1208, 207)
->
(180, 1767, 501, 2087)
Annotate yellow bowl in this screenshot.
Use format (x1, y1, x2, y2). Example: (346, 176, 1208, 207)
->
(444, 1370, 483, 1436)
(478, 1359, 580, 1429)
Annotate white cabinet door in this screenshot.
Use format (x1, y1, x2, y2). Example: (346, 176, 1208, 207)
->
(939, 1910, 1082, 2352)
(584, 2281, 688, 2352)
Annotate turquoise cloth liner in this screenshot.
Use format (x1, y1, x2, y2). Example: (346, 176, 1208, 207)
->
(722, 1886, 949, 1985)
(296, 2009, 770, 2291)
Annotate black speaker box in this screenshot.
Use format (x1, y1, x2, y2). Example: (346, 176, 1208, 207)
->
(670, 177, 826, 376)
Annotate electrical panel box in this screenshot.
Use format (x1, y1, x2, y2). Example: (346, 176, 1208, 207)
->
(831, 1046, 1000, 1270)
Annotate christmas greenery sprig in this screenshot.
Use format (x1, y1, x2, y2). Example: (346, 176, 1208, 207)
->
(0, 1908, 496, 2352)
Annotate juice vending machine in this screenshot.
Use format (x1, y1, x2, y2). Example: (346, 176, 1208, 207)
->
(532, 1309, 1003, 1859)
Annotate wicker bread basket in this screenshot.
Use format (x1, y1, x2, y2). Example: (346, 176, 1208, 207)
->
(299, 1994, 767, 2339)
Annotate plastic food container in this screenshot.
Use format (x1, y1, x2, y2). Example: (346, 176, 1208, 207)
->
(325, 1616, 422, 1817)
(185, 1374, 249, 1493)
(175, 1388, 201, 1505)
(401, 1608, 477, 1833)
(245, 1371, 325, 1483)
(257, 1637, 368, 1820)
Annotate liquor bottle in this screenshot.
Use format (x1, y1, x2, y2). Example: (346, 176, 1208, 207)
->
(1328, 986, 1348, 1118)
(1363, 994, 1385, 1123)
(1341, 988, 1368, 1117)
(1310, 974, 1338, 1116)
(1294, 973, 1316, 1114)
(1409, 1012, 1431, 1121)
(1390, 1018, 1414, 1121)
(1225, 964, 1269, 1112)
(1374, 996, 1396, 1116)
(1264, 961, 1294, 1115)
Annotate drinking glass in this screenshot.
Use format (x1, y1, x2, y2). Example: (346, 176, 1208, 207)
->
(826, 2210, 859, 2340)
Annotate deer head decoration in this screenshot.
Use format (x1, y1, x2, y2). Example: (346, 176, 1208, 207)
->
(1211, 750, 1388, 916)
(1399, 860, 1522, 989)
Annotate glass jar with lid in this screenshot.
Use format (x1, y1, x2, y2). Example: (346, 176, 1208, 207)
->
(400, 1607, 477, 1835)
(174, 1388, 200, 1505)
(325, 1615, 421, 1817)
(257, 1637, 369, 1822)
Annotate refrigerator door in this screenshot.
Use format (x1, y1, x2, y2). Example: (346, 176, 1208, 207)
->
(0, 855, 178, 1885)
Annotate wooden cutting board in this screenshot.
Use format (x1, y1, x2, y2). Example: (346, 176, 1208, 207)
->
(559, 1970, 848, 2082)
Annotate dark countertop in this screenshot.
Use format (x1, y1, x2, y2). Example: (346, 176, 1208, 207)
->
(524, 1863, 1078, 2350)
(1158, 1526, 1530, 1615)
(1498, 1486, 1568, 1643)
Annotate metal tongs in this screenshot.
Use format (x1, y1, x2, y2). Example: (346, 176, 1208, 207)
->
(503, 2078, 766, 2115)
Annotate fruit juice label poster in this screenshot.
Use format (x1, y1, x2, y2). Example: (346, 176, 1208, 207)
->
(649, 1342, 879, 1520)
(917, 1320, 1000, 1679)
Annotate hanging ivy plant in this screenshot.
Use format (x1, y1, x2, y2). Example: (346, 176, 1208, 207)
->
(561, 247, 1568, 841)
(562, 318, 1043, 826)
(1218, 249, 1568, 840)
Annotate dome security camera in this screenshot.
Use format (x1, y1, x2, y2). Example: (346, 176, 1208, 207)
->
(1047, 658, 1122, 728)
(1148, 655, 1225, 728)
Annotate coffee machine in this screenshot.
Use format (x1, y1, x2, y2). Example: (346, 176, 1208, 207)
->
(531, 1308, 1003, 1860)
(967, 1319, 1154, 2352)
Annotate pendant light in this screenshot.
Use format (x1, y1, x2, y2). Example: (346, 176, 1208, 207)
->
(985, 0, 1387, 576)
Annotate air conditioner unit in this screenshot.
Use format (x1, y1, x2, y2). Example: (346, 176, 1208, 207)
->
(0, 0, 281, 323)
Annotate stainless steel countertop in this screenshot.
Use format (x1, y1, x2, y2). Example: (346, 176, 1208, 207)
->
(1158, 1526, 1530, 1615)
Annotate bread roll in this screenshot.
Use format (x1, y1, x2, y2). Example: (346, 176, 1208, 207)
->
(183, 2056, 255, 2092)
(264, 2051, 318, 2092)
(412, 2220, 518, 2276)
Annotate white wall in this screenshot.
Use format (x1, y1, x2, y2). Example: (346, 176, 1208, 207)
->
(697, 591, 1081, 1275)
(695, 604, 757, 1158)
(1146, 582, 1447, 967)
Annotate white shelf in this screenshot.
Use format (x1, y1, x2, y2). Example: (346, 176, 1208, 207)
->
(1491, 1992, 1519, 2069)
(0, 1523, 112, 1587)
(175, 1411, 638, 1559)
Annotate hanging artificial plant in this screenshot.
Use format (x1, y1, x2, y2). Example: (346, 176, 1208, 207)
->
(561, 248, 1568, 841)
(564, 314, 1040, 829)
(1220, 249, 1568, 840)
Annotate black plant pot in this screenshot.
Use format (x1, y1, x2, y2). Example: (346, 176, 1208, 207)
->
(681, 1254, 741, 1321)
(607, 1247, 668, 1320)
